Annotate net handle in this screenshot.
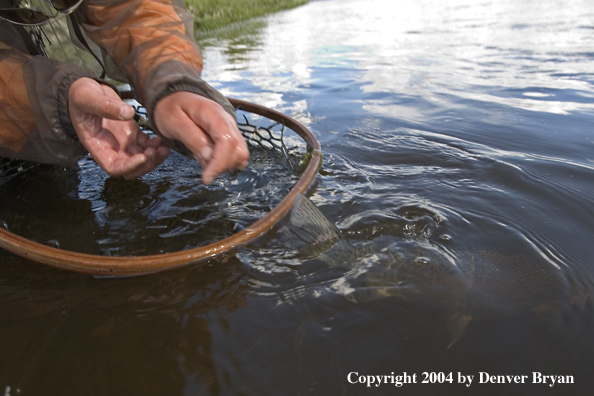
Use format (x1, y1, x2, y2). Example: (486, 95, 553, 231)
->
(0, 97, 322, 275)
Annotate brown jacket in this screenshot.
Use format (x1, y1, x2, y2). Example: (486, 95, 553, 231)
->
(0, 0, 232, 166)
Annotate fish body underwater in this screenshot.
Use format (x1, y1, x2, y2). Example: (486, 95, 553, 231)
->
(287, 194, 571, 347)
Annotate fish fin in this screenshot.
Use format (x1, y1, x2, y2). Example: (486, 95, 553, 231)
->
(446, 312, 473, 349)
(533, 300, 564, 317)
(289, 194, 342, 244)
(569, 290, 592, 307)
(531, 301, 565, 328)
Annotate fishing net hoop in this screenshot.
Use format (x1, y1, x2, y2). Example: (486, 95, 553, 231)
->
(0, 97, 322, 275)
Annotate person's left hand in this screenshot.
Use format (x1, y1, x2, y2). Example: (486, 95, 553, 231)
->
(154, 92, 249, 185)
(68, 77, 170, 179)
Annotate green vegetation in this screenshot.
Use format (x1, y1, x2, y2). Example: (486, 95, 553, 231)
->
(185, 0, 309, 32)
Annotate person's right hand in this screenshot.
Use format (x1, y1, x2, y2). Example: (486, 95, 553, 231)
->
(68, 77, 170, 179)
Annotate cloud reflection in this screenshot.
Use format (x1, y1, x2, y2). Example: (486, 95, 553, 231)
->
(201, 0, 594, 121)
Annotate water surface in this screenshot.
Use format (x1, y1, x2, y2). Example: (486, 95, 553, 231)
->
(2, 0, 594, 394)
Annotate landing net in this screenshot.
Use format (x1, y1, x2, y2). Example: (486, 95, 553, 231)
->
(0, 98, 322, 275)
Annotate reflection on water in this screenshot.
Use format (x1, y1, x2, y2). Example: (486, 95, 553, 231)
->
(198, 19, 269, 70)
(2, 0, 594, 394)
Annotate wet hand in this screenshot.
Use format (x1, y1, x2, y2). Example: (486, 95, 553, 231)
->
(68, 77, 170, 179)
(153, 92, 249, 185)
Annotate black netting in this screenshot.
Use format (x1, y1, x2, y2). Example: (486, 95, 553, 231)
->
(132, 105, 298, 172)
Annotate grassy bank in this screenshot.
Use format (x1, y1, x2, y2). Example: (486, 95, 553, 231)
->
(186, 0, 310, 32)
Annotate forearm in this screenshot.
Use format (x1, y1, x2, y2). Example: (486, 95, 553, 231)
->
(79, 0, 235, 138)
(80, 0, 203, 101)
(0, 43, 90, 166)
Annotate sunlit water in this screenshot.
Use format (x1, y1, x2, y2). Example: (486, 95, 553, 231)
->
(2, 0, 594, 394)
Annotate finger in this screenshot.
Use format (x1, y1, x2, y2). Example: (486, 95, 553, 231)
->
(128, 144, 144, 156)
(144, 135, 166, 149)
(199, 115, 249, 185)
(181, 106, 248, 183)
(89, 96, 134, 121)
(135, 131, 168, 154)
(101, 152, 148, 179)
(156, 146, 171, 162)
(159, 112, 215, 164)
(153, 146, 170, 168)
(202, 140, 249, 185)
(70, 78, 135, 121)
(82, 132, 147, 178)
(120, 144, 172, 179)
(121, 153, 156, 180)
(176, 123, 214, 163)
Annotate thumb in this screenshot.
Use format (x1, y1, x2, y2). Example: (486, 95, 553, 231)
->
(69, 78, 135, 121)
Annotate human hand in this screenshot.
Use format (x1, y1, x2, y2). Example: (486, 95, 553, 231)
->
(68, 77, 170, 179)
(153, 92, 249, 185)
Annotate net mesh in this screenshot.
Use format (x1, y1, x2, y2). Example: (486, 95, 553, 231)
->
(0, 157, 38, 187)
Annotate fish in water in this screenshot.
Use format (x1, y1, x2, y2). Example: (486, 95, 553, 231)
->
(287, 194, 571, 347)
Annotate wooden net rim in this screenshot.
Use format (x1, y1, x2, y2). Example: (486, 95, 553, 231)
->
(0, 98, 321, 275)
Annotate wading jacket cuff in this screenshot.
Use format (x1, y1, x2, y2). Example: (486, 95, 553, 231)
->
(22, 58, 93, 167)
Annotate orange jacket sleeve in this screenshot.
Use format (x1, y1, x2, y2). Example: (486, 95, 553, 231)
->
(80, 0, 235, 146)
(0, 0, 232, 165)
(0, 25, 91, 166)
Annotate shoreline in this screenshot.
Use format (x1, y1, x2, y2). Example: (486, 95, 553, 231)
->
(186, 0, 310, 32)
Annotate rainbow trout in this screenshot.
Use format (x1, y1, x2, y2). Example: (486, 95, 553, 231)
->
(288, 194, 571, 347)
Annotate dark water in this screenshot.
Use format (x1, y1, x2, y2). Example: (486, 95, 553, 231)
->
(2, 0, 594, 394)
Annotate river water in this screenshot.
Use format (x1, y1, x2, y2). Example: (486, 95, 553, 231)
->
(1, 0, 594, 394)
